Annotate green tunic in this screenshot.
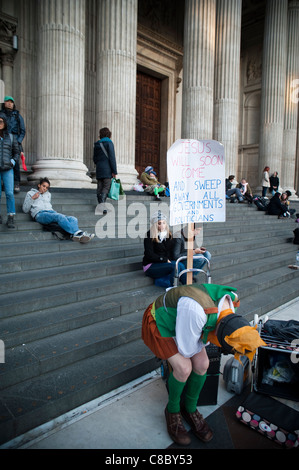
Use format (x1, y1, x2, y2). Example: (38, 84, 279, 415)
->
(153, 283, 239, 340)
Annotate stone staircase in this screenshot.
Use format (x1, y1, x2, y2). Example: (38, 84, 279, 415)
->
(0, 188, 299, 445)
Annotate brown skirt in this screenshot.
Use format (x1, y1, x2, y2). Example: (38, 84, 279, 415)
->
(141, 303, 178, 360)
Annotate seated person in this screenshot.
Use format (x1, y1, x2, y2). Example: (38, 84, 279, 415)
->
(281, 191, 296, 218)
(172, 225, 211, 284)
(267, 192, 290, 218)
(237, 178, 253, 204)
(142, 211, 184, 287)
(225, 175, 244, 202)
(22, 177, 94, 243)
(140, 166, 166, 200)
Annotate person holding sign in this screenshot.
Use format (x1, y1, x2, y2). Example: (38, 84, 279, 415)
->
(172, 225, 211, 284)
(141, 283, 266, 446)
(142, 211, 185, 287)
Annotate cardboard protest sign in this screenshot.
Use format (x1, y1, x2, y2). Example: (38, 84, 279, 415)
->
(167, 139, 226, 226)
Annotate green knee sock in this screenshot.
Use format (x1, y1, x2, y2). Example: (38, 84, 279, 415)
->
(167, 372, 186, 413)
(184, 371, 207, 413)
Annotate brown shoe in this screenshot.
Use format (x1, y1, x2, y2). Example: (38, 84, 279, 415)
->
(181, 407, 213, 442)
(164, 407, 191, 446)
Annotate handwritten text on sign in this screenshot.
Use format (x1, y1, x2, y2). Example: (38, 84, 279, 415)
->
(167, 139, 226, 225)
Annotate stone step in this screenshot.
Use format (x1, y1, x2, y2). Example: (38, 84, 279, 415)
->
(0, 212, 294, 246)
(0, 254, 142, 295)
(0, 243, 143, 274)
(0, 309, 143, 389)
(0, 338, 159, 445)
(1, 284, 161, 348)
(0, 270, 153, 319)
(0, 237, 296, 296)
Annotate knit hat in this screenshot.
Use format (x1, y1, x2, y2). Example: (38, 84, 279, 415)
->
(150, 210, 167, 225)
(4, 96, 14, 102)
(145, 166, 156, 176)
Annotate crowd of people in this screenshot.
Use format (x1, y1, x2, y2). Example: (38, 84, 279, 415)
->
(225, 169, 297, 220)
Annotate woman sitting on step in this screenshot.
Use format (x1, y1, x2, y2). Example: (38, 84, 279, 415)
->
(142, 211, 185, 287)
(22, 177, 94, 243)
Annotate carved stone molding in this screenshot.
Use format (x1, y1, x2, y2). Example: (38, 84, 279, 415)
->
(0, 12, 18, 54)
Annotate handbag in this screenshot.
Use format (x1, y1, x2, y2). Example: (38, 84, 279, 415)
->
(115, 178, 124, 196)
(108, 177, 120, 200)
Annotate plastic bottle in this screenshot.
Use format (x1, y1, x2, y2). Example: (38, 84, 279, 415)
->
(296, 250, 299, 267)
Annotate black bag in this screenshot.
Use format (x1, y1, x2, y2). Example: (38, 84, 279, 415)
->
(42, 222, 71, 240)
(253, 196, 269, 211)
(294, 228, 299, 245)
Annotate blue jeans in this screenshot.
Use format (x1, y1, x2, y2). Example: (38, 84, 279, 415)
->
(0, 169, 16, 215)
(227, 188, 243, 200)
(145, 260, 185, 286)
(35, 210, 79, 235)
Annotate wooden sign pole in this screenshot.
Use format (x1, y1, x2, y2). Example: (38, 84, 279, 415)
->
(186, 222, 194, 285)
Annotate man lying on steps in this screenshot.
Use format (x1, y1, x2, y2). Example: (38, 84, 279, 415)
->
(22, 177, 94, 243)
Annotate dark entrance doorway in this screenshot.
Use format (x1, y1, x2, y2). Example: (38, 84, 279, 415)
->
(135, 71, 161, 179)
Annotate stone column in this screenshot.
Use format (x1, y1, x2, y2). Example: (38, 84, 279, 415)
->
(182, 0, 216, 140)
(213, 0, 242, 175)
(29, 0, 92, 188)
(96, 0, 138, 190)
(281, 0, 299, 196)
(1, 53, 14, 97)
(258, 0, 288, 180)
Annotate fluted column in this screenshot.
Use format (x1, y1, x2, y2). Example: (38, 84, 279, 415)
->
(213, 0, 242, 175)
(96, 0, 138, 189)
(281, 0, 299, 196)
(1, 54, 14, 97)
(29, 0, 92, 188)
(259, 0, 288, 179)
(182, 0, 216, 140)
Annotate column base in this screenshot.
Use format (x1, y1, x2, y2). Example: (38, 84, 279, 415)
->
(27, 159, 94, 189)
(281, 187, 299, 200)
(115, 163, 139, 191)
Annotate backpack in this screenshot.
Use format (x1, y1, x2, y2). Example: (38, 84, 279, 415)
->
(42, 222, 71, 240)
(253, 196, 269, 211)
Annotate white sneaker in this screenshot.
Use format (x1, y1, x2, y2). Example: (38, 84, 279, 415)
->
(72, 231, 84, 242)
(79, 232, 95, 243)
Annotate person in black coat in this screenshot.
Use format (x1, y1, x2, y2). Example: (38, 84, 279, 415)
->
(93, 127, 117, 207)
(0, 114, 21, 228)
(269, 171, 279, 196)
(1, 96, 26, 193)
(143, 211, 185, 287)
(267, 192, 289, 218)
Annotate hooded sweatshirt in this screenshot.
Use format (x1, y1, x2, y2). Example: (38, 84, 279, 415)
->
(22, 188, 53, 219)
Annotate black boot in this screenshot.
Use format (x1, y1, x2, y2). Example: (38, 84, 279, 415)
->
(6, 215, 15, 229)
(0, 214, 2, 224)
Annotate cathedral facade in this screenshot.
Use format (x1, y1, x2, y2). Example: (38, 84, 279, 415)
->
(0, 0, 298, 194)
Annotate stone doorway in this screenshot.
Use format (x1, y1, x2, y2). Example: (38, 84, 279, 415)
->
(135, 70, 162, 180)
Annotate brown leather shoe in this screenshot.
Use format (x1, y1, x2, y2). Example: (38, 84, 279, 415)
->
(165, 407, 191, 446)
(181, 407, 213, 442)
